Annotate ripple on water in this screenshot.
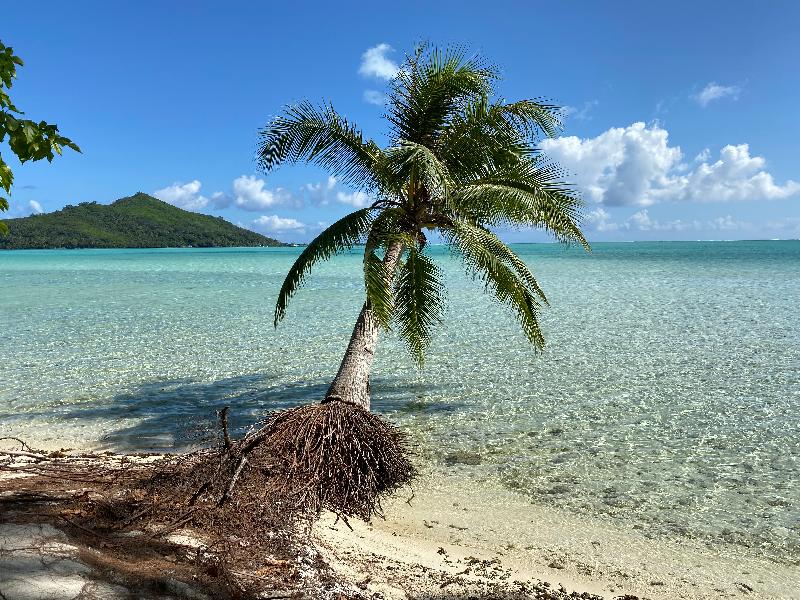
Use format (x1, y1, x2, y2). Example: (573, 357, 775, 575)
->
(1, 242, 799, 563)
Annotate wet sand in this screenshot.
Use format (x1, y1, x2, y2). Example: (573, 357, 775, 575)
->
(316, 473, 799, 599)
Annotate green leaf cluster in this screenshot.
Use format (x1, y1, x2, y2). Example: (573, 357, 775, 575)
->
(1, 40, 81, 233)
(260, 44, 590, 365)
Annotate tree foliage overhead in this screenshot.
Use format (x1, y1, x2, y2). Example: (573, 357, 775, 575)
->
(0, 193, 286, 249)
(259, 45, 589, 364)
(1, 40, 80, 233)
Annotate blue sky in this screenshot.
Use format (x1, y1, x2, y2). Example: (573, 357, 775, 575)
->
(3, 1, 799, 242)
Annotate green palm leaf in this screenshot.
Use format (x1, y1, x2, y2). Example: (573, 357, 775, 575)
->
(274, 208, 374, 326)
(447, 220, 546, 350)
(394, 246, 446, 365)
(386, 139, 453, 202)
(362, 209, 415, 329)
(388, 47, 496, 146)
(265, 44, 590, 367)
(257, 101, 387, 191)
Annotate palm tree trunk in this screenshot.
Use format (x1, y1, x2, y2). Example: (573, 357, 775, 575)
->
(324, 241, 404, 410)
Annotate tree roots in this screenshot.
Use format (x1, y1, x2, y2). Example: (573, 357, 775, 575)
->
(183, 401, 416, 522)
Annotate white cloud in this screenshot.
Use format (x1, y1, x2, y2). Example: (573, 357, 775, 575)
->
(252, 214, 307, 234)
(626, 209, 698, 232)
(154, 180, 211, 211)
(154, 174, 359, 214)
(541, 122, 800, 206)
(231, 175, 295, 211)
(695, 148, 711, 162)
(363, 89, 387, 105)
(583, 208, 751, 234)
(693, 82, 741, 107)
(541, 122, 682, 206)
(561, 100, 598, 121)
(302, 176, 337, 204)
(359, 44, 399, 80)
(707, 215, 746, 231)
(27, 200, 44, 214)
(336, 190, 371, 208)
(584, 207, 619, 232)
(679, 144, 800, 202)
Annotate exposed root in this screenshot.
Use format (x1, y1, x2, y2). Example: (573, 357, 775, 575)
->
(241, 401, 416, 521)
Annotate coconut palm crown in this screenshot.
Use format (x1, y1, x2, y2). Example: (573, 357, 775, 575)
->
(258, 46, 589, 409)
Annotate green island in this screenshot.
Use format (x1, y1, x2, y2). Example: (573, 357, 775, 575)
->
(0, 192, 286, 249)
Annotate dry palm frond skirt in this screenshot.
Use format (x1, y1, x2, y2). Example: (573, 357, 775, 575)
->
(193, 401, 417, 523)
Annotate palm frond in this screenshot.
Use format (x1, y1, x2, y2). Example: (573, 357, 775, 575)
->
(386, 139, 453, 203)
(361, 209, 417, 330)
(496, 99, 563, 140)
(257, 101, 386, 190)
(387, 48, 497, 146)
(394, 246, 446, 365)
(451, 160, 589, 250)
(274, 208, 374, 326)
(447, 220, 546, 350)
(364, 250, 394, 329)
(438, 98, 562, 184)
(451, 219, 548, 304)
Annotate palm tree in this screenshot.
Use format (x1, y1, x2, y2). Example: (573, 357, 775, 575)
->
(258, 46, 588, 412)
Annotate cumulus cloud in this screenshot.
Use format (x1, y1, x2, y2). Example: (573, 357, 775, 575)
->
(155, 176, 299, 212)
(336, 190, 371, 208)
(541, 122, 682, 206)
(154, 180, 214, 211)
(540, 122, 800, 206)
(583, 208, 751, 234)
(359, 44, 399, 80)
(693, 82, 741, 107)
(27, 200, 44, 214)
(584, 207, 619, 232)
(252, 214, 307, 234)
(679, 144, 800, 202)
(363, 89, 387, 105)
(302, 176, 337, 204)
(695, 148, 711, 162)
(626, 209, 697, 232)
(231, 175, 297, 211)
(154, 175, 372, 215)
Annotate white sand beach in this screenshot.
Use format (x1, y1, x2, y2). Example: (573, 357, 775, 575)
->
(316, 473, 800, 599)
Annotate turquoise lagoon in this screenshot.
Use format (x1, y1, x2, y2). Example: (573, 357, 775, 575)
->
(1, 241, 798, 563)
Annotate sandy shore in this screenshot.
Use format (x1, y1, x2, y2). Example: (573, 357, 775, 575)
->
(2, 444, 797, 599)
(315, 473, 799, 599)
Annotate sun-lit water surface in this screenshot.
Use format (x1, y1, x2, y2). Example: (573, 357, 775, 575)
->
(1, 242, 798, 563)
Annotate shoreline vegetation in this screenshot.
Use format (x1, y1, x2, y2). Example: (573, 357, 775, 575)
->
(0, 193, 287, 250)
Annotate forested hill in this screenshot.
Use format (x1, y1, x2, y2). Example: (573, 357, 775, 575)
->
(0, 193, 286, 249)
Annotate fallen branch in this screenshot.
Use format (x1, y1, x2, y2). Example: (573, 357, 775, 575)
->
(0, 449, 47, 460)
(218, 456, 248, 507)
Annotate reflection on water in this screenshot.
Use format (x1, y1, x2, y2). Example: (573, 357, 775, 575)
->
(2, 242, 798, 563)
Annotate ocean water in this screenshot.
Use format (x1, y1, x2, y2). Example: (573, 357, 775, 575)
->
(1, 242, 798, 564)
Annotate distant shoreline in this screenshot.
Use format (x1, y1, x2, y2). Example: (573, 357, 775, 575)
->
(0, 244, 300, 251)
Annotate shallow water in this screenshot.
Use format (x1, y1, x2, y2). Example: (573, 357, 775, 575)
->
(1, 241, 798, 564)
